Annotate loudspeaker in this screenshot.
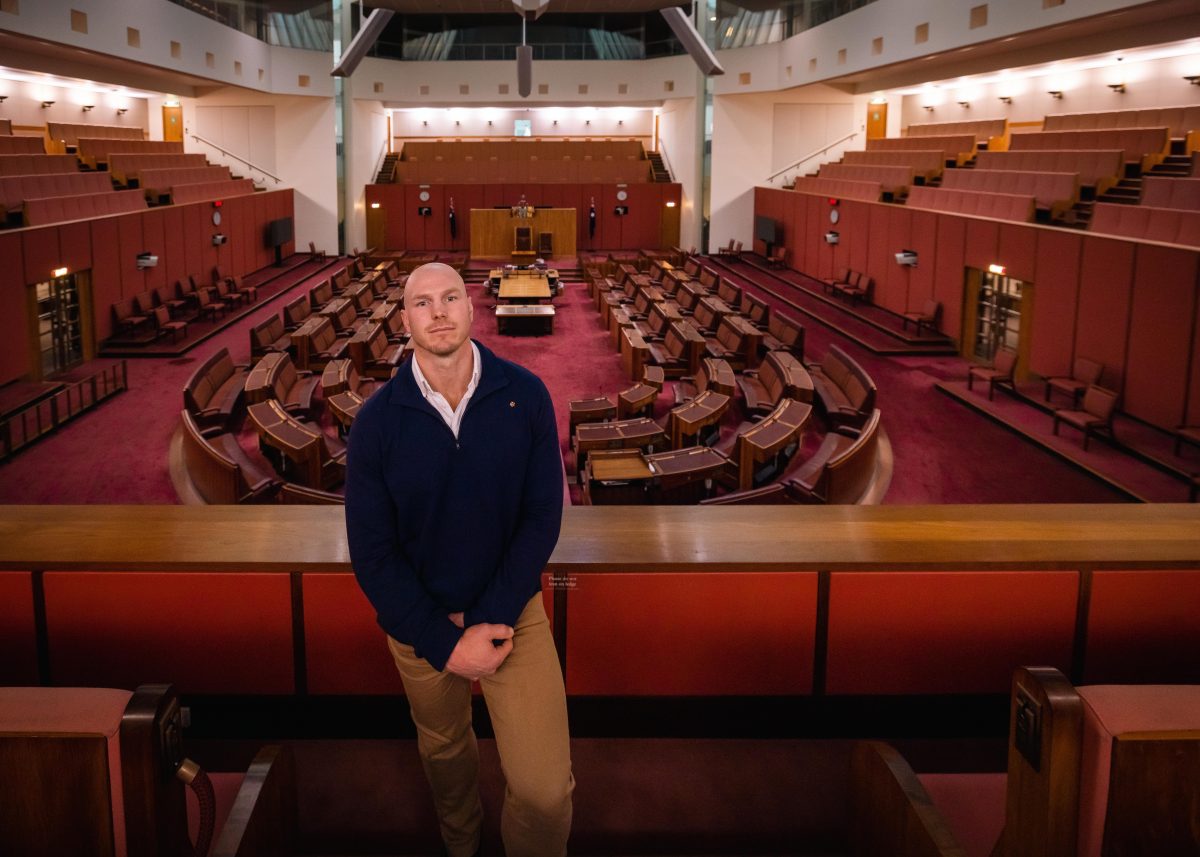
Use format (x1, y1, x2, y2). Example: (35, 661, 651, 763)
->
(660, 7, 725, 77)
(517, 45, 533, 98)
(331, 9, 395, 78)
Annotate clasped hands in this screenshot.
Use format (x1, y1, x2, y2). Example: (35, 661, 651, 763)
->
(445, 611, 513, 680)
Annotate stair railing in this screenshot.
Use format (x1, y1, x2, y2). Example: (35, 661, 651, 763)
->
(371, 139, 390, 183)
(655, 144, 675, 182)
(763, 130, 858, 188)
(188, 133, 281, 186)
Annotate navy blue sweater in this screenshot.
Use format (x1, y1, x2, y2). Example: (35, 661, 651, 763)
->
(344, 341, 564, 671)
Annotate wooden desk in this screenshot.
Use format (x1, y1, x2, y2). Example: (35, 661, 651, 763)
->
(735, 399, 813, 490)
(583, 449, 654, 505)
(773, 351, 815, 404)
(244, 352, 287, 405)
(574, 416, 665, 478)
(645, 446, 727, 503)
(290, 317, 325, 371)
(469, 208, 576, 258)
(620, 328, 651, 382)
(618, 383, 658, 419)
(498, 272, 553, 302)
(728, 315, 764, 368)
(327, 391, 364, 436)
(569, 397, 616, 432)
(668, 390, 731, 448)
(496, 304, 555, 335)
(247, 399, 321, 488)
(320, 359, 352, 396)
(702, 358, 736, 397)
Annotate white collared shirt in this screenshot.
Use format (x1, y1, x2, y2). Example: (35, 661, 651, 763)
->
(411, 341, 481, 439)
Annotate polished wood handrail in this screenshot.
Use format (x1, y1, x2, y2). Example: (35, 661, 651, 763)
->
(0, 505, 1198, 572)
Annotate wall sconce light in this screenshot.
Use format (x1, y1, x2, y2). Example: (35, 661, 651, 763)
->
(585, 119, 591, 125)
(998, 96, 1012, 104)
(665, 201, 676, 207)
(116, 107, 128, 115)
(82, 104, 94, 112)
(0, 95, 8, 104)
(487, 120, 493, 126)
(1107, 83, 1126, 93)
(454, 120, 460, 125)
(923, 105, 935, 112)
(1185, 75, 1200, 86)
(370, 202, 380, 209)
(618, 119, 624, 125)
(552, 120, 558, 126)
(1047, 90, 1063, 99)
(957, 101, 970, 108)
(52, 266, 69, 278)
(41, 100, 55, 108)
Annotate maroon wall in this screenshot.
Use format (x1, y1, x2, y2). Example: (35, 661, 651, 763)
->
(0, 189, 294, 385)
(754, 186, 1200, 431)
(365, 182, 682, 253)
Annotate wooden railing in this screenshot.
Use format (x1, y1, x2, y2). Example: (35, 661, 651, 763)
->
(0, 361, 127, 461)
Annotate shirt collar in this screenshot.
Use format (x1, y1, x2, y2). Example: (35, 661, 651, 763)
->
(411, 340, 481, 401)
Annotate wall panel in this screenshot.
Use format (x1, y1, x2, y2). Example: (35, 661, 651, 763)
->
(1085, 570, 1200, 684)
(117, 213, 145, 296)
(933, 215, 967, 347)
(0, 573, 37, 685)
(302, 573, 402, 695)
(1123, 245, 1198, 429)
(827, 571, 1077, 695)
(865, 205, 891, 300)
(56, 221, 92, 278)
(89, 218, 121, 343)
(963, 218, 1000, 272)
(997, 223, 1036, 283)
(906, 210, 938, 313)
(161, 207, 187, 289)
(566, 572, 818, 696)
(1190, 291, 1200, 427)
(1075, 237, 1134, 394)
(842, 200, 868, 277)
(21, 228, 58, 288)
(805, 194, 824, 278)
(880, 206, 912, 314)
(1029, 229, 1083, 380)
(140, 209, 167, 292)
(0, 233, 28, 385)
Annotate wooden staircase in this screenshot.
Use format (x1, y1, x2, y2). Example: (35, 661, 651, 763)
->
(646, 151, 671, 182)
(375, 152, 400, 184)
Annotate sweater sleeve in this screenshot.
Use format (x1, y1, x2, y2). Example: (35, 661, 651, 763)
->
(463, 382, 564, 629)
(344, 404, 464, 671)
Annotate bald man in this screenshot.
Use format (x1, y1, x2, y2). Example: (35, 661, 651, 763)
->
(345, 263, 572, 857)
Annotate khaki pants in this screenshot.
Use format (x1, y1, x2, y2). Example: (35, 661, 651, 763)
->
(388, 595, 574, 857)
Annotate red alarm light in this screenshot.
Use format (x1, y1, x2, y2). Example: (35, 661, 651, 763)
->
(828, 197, 840, 206)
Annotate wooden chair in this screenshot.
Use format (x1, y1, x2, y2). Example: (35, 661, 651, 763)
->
(1044, 357, 1103, 406)
(902, 299, 942, 336)
(766, 246, 788, 268)
(716, 239, 737, 256)
(1053, 385, 1119, 450)
(513, 226, 536, 264)
(967, 347, 1017, 401)
(309, 240, 325, 259)
(538, 231, 553, 255)
(0, 683, 296, 857)
(152, 305, 188, 343)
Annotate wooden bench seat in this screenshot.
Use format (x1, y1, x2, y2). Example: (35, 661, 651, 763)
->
(841, 149, 948, 184)
(817, 162, 915, 197)
(646, 320, 705, 379)
(1089, 203, 1200, 246)
(905, 186, 1036, 224)
(1044, 104, 1200, 152)
(169, 178, 256, 206)
(806, 344, 877, 430)
(0, 171, 113, 216)
(23, 188, 146, 226)
(180, 409, 279, 504)
(45, 121, 141, 153)
(868, 133, 978, 166)
(183, 347, 249, 430)
(250, 315, 293, 358)
(108, 152, 207, 186)
(1140, 176, 1200, 211)
(138, 165, 232, 199)
(0, 154, 79, 176)
(786, 408, 881, 504)
(245, 351, 319, 417)
(75, 137, 181, 169)
(703, 315, 759, 371)
(793, 176, 883, 202)
(0, 135, 47, 155)
(941, 168, 1079, 218)
(973, 149, 1125, 196)
(1010, 127, 1170, 172)
(760, 311, 804, 359)
(906, 118, 1010, 151)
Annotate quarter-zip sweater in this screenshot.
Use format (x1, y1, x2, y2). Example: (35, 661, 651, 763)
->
(344, 341, 564, 671)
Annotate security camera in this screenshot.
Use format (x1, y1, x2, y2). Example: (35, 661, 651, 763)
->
(135, 253, 158, 269)
(212, 234, 227, 246)
(895, 250, 918, 267)
(824, 231, 839, 245)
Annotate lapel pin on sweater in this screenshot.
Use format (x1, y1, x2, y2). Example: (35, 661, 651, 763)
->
(510, 401, 516, 408)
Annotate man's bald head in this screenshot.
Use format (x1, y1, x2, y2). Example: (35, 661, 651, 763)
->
(407, 262, 466, 298)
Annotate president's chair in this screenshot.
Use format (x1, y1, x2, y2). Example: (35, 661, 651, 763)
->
(0, 683, 296, 857)
(513, 226, 536, 264)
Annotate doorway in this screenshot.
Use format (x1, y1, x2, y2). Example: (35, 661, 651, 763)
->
(32, 272, 87, 378)
(866, 101, 887, 140)
(162, 105, 183, 143)
(964, 267, 1033, 374)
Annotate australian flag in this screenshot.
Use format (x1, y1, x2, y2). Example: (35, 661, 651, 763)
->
(588, 197, 597, 239)
(448, 197, 457, 240)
